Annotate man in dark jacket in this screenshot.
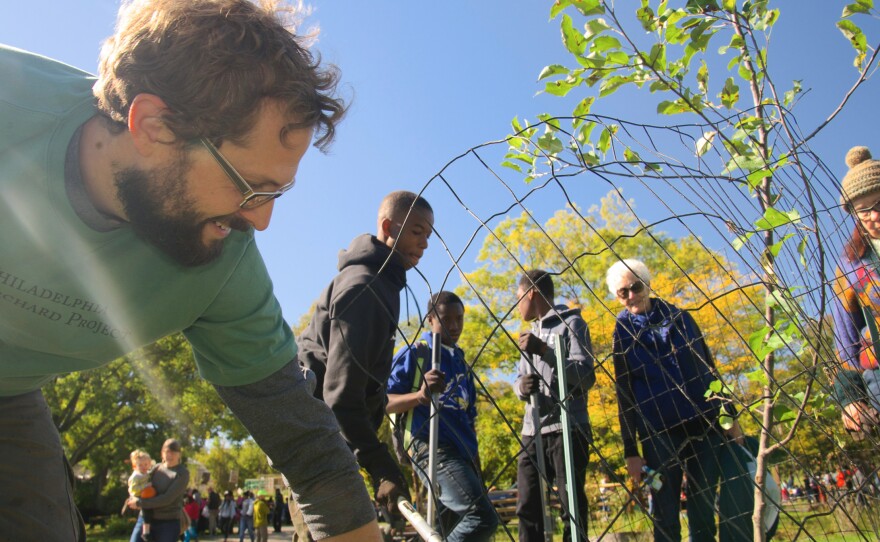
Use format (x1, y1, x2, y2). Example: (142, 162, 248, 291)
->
(296, 190, 434, 532)
(513, 270, 596, 542)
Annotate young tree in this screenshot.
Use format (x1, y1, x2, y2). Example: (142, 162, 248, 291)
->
(504, 2, 879, 538)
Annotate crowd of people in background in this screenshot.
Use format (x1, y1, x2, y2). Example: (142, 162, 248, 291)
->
(777, 464, 880, 507)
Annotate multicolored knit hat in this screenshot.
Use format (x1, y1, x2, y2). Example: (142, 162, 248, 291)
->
(840, 146, 880, 207)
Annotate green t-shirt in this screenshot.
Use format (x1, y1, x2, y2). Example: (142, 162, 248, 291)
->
(0, 45, 296, 395)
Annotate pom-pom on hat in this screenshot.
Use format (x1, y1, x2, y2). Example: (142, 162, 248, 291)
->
(840, 146, 880, 207)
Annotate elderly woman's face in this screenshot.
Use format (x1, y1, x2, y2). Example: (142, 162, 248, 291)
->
(613, 271, 651, 315)
(851, 193, 880, 239)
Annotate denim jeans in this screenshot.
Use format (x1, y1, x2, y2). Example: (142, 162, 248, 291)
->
(129, 513, 145, 542)
(0, 390, 85, 542)
(239, 515, 254, 542)
(411, 439, 498, 542)
(516, 430, 590, 542)
(640, 422, 724, 542)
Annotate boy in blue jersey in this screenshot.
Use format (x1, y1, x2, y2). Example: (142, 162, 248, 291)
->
(386, 292, 498, 542)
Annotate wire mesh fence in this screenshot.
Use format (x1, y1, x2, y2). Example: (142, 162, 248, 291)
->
(375, 111, 880, 541)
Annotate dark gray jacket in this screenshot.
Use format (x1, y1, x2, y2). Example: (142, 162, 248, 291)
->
(298, 234, 407, 486)
(514, 305, 596, 437)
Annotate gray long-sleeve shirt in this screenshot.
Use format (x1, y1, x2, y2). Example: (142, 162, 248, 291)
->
(514, 305, 596, 436)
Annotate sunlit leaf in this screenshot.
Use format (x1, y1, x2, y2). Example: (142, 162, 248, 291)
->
(837, 19, 868, 67)
(538, 64, 570, 81)
(695, 130, 716, 156)
(843, 0, 873, 17)
(561, 14, 588, 56)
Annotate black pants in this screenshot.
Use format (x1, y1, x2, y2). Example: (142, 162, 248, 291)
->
(516, 430, 590, 542)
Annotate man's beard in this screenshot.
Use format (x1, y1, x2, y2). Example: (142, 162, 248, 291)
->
(115, 154, 250, 267)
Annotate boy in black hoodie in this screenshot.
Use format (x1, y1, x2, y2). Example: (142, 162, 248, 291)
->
(297, 190, 434, 530)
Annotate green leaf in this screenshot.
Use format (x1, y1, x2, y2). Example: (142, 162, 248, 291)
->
(597, 125, 617, 153)
(745, 366, 769, 386)
(696, 60, 709, 94)
(723, 152, 765, 174)
(768, 233, 795, 257)
(837, 19, 868, 67)
(561, 14, 587, 56)
(584, 18, 612, 39)
(623, 148, 641, 163)
(747, 169, 773, 189)
(720, 77, 740, 109)
(718, 413, 735, 430)
(732, 232, 753, 251)
(544, 78, 581, 97)
(644, 43, 667, 71)
(649, 80, 672, 92)
(571, 0, 605, 16)
(755, 207, 801, 230)
(538, 64, 570, 81)
(501, 161, 523, 173)
(722, 0, 737, 11)
(709, 380, 724, 393)
(550, 0, 572, 19)
(606, 51, 630, 65)
(637, 5, 657, 32)
(511, 116, 523, 134)
(572, 97, 595, 121)
(537, 133, 564, 154)
(843, 0, 873, 17)
(718, 33, 745, 55)
(783, 80, 803, 107)
(580, 151, 600, 166)
(599, 75, 632, 97)
(773, 404, 796, 422)
(657, 99, 694, 115)
(506, 152, 537, 166)
(798, 235, 808, 268)
(575, 121, 595, 145)
(695, 130, 716, 156)
(592, 35, 623, 53)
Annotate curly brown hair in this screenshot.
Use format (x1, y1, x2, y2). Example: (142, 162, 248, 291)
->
(95, 0, 345, 150)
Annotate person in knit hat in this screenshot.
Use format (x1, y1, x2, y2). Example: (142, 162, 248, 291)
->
(830, 145, 880, 438)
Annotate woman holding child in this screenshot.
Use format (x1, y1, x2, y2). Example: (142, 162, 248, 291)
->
(127, 438, 190, 542)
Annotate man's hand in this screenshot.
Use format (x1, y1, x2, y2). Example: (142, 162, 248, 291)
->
(519, 373, 541, 396)
(518, 332, 547, 357)
(625, 456, 646, 487)
(126, 497, 140, 510)
(375, 479, 409, 520)
(419, 369, 446, 405)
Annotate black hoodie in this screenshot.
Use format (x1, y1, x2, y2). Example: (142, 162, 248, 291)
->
(298, 234, 407, 486)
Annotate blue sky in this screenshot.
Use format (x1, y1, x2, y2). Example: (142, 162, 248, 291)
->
(3, 1, 879, 325)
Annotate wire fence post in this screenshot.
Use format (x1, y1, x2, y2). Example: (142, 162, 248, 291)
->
(553, 332, 581, 540)
(426, 332, 441, 528)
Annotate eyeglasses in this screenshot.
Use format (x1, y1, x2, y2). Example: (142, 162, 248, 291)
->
(616, 280, 645, 299)
(200, 138, 294, 210)
(852, 199, 880, 219)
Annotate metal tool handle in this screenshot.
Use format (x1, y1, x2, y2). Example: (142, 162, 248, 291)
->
(530, 352, 554, 542)
(398, 498, 443, 542)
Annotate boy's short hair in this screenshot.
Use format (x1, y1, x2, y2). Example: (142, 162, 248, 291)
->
(378, 191, 433, 222)
(96, 0, 345, 150)
(518, 269, 554, 302)
(426, 291, 464, 318)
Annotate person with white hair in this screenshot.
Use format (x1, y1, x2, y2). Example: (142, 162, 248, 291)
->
(606, 259, 745, 542)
